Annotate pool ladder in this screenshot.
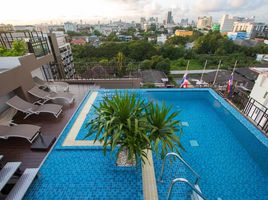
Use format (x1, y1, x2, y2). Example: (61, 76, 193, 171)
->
(159, 152, 206, 200)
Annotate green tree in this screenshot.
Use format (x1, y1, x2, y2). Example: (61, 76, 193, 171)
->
(99, 58, 109, 66)
(0, 40, 27, 56)
(140, 59, 152, 70)
(155, 58, 171, 74)
(166, 36, 188, 46)
(93, 30, 102, 37)
(128, 40, 158, 61)
(160, 44, 185, 60)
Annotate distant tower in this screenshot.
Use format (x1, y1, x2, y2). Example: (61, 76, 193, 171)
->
(140, 17, 146, 24)
(167, 11, 173, 24)
(80, 19, 82, 25)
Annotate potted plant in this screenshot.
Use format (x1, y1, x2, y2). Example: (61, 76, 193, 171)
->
(85, 92, 184, 166)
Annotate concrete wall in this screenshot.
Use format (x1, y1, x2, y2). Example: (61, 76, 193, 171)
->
(0, 92, 15, 113)
(0, 53, 54, 100)
(250, 73, 268, 108)
(31, 67, 45, 80)
(63, 79, 141, 89)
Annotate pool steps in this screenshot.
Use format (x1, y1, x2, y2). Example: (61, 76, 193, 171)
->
(159, 152, 206, 200)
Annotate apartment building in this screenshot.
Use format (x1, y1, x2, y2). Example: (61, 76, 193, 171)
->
(197, 16, 212, 29)
(220, 14, 235, 33)
(46, 32, 75, 79)
(0, 31, 75, 80)
(233, 22, 265, 38)
(64, 22, 77, 32)
(0, 24, 14, 32)
(175, 30, 193, 37)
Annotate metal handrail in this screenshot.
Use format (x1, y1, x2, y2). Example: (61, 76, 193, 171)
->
(167, 178, 206, 200)
(159, 152, 200, 184)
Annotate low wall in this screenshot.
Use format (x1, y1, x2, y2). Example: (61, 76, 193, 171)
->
(62, 79, 141, 89)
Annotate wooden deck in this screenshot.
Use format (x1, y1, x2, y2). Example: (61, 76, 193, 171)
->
(0, 84, 91, 171)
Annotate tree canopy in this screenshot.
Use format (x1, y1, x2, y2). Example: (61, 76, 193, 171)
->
(0, 40, 27, 56)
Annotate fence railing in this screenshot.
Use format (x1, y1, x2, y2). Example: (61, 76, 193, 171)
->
(243, 97, 268, 134)
(63, 63, 142, 80)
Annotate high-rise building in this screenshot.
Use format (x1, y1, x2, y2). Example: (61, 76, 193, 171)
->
(64, 22, 77, 32)
(220, 14, 235, 33)
(197, 16, 212, 29)
(180, 18, 188, 27)
(140, 17, 146, 25)
(167, 11, 174, 24)
(46, 32, 75, 79)
(0, 31, 75, 80)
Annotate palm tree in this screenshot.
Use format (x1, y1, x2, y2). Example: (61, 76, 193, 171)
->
(85, 92, 184, 165)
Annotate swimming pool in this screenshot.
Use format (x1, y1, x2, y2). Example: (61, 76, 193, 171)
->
(24, 89, 268, 200)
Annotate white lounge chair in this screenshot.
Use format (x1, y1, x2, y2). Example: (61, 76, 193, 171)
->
(0, 124, 40, 143)
(33, 76, 69, 92)
(6, 96, 62, 119)
(0, 108, 17, 126)
(28, 86, 74, 104)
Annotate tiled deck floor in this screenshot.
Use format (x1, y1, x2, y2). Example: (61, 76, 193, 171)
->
(0, 84, 91, 171)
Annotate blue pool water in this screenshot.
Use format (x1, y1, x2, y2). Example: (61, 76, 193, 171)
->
(24, 89, 268, 200)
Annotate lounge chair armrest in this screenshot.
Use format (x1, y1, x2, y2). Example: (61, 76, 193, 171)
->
(33, 100, 43, 105)
(10, 122, 18, 126)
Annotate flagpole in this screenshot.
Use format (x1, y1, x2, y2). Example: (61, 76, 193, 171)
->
(186, 60, 190, 72)
(212, 60, 221, 86)
(232, 60, 237, 74)
(200, 60, 207, 83)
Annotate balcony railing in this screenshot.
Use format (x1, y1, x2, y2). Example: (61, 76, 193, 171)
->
(244, 97, 268, 134)
(53, 62, 142, 80)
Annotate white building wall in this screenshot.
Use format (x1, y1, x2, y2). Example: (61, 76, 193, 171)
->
(157, 34, 167, 44)
(64, 22, 77, 32)
(247, 73, 268, 127)
(250, 73, 268, 108)
(220, 15, 234, 32)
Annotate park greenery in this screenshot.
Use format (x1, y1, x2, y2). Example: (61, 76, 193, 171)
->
(72, 30, 268, 76)
(85, 92, 183, 164)
(0, 40, 27, 56)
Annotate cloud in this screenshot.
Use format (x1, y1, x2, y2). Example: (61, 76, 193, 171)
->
(194, 0, 264, 12)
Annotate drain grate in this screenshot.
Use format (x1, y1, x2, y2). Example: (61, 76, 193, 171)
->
(181, 122, 189, 127)
(190, 140, 199, 147)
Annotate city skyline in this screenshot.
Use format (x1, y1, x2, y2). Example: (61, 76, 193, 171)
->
(1, 0, 268, 25)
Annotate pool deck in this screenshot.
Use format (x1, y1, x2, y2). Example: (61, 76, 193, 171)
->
(62, 91, 101, 146)
(0, 84, 92, 171)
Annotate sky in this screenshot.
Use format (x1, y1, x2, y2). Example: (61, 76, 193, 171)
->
(1, 0, 268, 25)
